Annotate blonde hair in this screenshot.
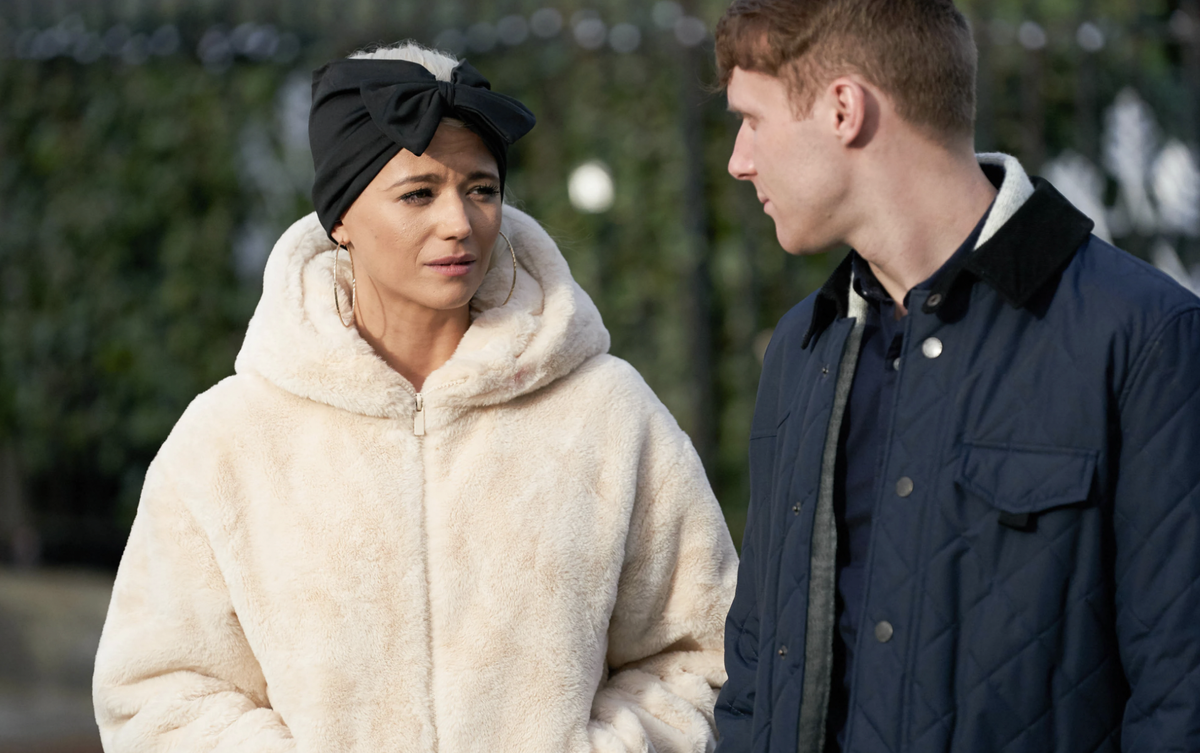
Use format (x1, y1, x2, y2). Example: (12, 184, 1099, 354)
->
(349, 41, 459, 82)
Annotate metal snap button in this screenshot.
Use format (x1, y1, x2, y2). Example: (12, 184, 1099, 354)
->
(922, 337, 943, 359)
(778, 645, 788, 657)
(896, 477, 914, 497)
(927, 293, 944, 308)
(875, 621, 894, 643)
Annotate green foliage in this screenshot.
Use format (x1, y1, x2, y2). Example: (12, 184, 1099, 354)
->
(0, 0, 1195, 563)
(0, 58, 276, 527)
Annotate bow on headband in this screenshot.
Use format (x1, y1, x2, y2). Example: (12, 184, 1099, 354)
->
(309, 58, 537, 237)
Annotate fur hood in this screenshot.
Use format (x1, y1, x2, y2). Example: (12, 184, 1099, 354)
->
(235, 206, 611, 420)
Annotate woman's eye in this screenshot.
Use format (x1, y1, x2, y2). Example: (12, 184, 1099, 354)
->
(400, 188, 434, 203)
(470, 184, 500, 199)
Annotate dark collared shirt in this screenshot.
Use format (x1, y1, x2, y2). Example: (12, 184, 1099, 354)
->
(826, 205, 992, 752)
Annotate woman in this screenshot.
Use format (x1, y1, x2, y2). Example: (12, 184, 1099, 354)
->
(92, 42, 737, 753)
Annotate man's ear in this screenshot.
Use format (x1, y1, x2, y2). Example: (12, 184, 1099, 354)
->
(827, 76, 869, 146)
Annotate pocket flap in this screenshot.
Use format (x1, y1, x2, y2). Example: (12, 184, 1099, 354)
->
(957, 443, 1097, 514)
(750, 409, 790, 440)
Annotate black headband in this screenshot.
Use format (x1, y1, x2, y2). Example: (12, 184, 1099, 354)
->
(309, 58, 536, 237)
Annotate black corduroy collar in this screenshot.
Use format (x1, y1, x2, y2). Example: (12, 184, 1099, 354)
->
(802, 173, 1095, 349)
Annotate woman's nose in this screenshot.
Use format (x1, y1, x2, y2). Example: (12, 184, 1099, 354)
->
(436, 194, 473, 240)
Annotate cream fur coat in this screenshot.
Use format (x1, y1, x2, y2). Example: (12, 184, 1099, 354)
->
(92, 207, 739, 753)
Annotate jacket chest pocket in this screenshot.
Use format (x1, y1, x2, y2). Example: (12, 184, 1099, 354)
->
(957, 442, 1098, 530)
(747, 410, 788, 509)
(952, 443, 1099, 637)
(949, 442, 1105, 737)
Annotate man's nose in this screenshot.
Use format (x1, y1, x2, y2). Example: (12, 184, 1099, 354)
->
(727, 122, 755, 180)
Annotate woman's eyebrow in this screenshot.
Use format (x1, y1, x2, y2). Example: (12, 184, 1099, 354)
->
(466, 170, 500, 182)
(386, 173, 443, 190)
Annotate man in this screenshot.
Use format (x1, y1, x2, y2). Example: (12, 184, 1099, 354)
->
(712, 1, 1200, 752)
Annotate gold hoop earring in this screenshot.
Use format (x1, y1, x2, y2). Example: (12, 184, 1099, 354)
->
(333, 243, 356, 328)
(498, 230, 516, 306)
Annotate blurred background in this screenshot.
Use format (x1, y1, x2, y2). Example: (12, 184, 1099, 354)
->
(1, 0, 1198, 750)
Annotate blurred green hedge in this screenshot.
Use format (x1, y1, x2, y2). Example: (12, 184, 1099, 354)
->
(0, 0, 1193, 566)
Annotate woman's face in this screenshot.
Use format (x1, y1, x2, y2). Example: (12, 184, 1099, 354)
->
(333, 123, 502, 318)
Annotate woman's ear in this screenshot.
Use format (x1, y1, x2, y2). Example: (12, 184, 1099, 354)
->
(331, 222, 349, 247)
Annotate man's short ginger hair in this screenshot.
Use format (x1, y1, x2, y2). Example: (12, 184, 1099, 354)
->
(715, 0, 978, 141)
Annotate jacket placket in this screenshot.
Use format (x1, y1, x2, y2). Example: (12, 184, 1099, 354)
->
(840, 287, 960, 753)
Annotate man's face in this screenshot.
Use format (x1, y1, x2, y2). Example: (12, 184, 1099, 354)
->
(726, 67, 850, 255)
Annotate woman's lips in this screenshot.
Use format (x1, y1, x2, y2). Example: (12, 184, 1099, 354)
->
(427, 256, 477, 277)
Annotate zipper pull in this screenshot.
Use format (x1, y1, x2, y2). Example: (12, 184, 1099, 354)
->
(413, 394, 425, 436)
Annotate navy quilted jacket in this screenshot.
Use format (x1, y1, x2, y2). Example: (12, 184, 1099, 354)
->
(715, 157, 1200, 753)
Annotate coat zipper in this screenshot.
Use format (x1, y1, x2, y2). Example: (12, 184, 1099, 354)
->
(414, 393, 425, 436)
(408, 379, 466, 438)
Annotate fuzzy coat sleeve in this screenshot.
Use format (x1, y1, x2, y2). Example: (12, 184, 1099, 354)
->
(92, 457, 297, 753)
(588, 411, 739, 753)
